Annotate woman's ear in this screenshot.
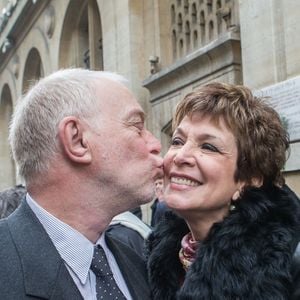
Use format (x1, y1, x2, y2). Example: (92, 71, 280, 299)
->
(232, 190, 241, 201)
(58, 116, 92, 164)
(232, 181, 246, 201)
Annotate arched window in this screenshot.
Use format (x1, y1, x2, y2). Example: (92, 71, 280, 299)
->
(59, 0, 103, 70)
(185, 21, 191, 52)
(22, 48, 44, 93)
(209, 20, 214, 41)
(0, 85, 15, 189)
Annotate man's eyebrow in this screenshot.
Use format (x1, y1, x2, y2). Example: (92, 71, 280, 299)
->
(125, 109, 146, 121)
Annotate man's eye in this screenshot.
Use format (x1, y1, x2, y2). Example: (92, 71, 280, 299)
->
(201, 143, 219, 152)
(132, 122, 145, 136)
(129, 120, 143, 130)
(135, 122, 144, 130)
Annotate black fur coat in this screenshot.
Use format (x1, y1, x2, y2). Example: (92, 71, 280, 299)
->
(147, 185, 300, 300)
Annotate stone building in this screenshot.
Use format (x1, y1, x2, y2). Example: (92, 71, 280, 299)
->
(0, 0, 299, 220)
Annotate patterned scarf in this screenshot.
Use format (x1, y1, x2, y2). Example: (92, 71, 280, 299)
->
(179, 232, 199, 271)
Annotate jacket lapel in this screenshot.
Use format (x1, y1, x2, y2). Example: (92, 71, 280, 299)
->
(8, 200, 83, 299)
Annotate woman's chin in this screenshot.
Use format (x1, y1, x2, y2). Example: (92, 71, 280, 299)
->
(164, 199, 191, 213)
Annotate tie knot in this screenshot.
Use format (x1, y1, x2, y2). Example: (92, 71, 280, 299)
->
(90, 245, 113, 277)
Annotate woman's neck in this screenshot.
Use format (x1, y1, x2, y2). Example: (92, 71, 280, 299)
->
(183, 208, 229, 241)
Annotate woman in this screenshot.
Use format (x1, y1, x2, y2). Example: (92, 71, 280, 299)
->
(147, 82, 300, 299)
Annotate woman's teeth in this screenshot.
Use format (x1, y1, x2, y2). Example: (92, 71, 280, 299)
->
(171, 177, 200, 186)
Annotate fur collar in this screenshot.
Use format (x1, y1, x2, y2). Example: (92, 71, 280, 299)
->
(147, 185, 300, 300)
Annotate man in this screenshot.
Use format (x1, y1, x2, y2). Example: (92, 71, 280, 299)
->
(0, 69, 163, 299)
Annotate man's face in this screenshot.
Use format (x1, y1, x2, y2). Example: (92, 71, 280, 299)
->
(88, 79, 163, 211)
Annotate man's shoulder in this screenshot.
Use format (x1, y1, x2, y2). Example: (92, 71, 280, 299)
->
(0, 209, 27, 256)
(0, 212, 20, 240)
(0, 217, 22, 282)
(0, 218, 11, 241)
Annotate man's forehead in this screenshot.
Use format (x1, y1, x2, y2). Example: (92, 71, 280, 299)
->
(94, 79, 143, 113)
(93, 78, 146, 124)
(95, 77, 130, 100)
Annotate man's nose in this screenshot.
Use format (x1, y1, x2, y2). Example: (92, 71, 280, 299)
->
(146, 130, 162, 155)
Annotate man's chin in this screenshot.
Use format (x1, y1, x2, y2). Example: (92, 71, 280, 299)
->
(139, 191, 155, 205)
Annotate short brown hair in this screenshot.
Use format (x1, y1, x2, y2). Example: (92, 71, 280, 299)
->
(173, 82, 289, 187)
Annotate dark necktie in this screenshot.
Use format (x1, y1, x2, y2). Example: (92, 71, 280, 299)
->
(90, 245, 126, 300)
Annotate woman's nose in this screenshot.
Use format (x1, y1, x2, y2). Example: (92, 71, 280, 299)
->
(173, 143, 195, 166)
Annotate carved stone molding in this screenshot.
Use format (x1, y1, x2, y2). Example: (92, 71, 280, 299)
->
(12, 54, 19, 78)
(44, 5, 55, 39)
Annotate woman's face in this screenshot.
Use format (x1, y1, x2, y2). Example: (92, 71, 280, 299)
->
(163, 113, 244, 218)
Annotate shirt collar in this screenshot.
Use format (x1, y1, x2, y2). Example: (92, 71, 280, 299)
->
(26, 193, 97, 284)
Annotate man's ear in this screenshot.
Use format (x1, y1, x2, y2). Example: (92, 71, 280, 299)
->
(58, 116, 92, 164)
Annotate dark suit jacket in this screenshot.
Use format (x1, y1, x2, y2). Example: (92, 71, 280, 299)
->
(0, 200, 151, 299)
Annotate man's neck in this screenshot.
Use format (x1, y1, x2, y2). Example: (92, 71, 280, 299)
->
(27, 186, 112, 243)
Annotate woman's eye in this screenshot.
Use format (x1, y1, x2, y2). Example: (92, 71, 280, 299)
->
(171, 137, 183, 146)
(201, 143, 219, 152)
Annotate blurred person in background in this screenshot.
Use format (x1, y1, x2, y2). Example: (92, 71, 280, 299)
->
(151, 177, 169, 227)
(0, 184, 26, 218)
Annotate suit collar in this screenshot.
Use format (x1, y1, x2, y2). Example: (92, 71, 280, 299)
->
(26, 194, 93, 285)
(7, 200, 83, 299)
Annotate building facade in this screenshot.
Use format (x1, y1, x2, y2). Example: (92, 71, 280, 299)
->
(0, 0, 299, 220)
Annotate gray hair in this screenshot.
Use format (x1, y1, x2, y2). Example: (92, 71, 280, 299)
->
(9, 68, 128, 184)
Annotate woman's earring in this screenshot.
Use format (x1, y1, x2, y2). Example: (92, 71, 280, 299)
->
(229, 202, 236, 211)
(230, 188, 243, 211)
